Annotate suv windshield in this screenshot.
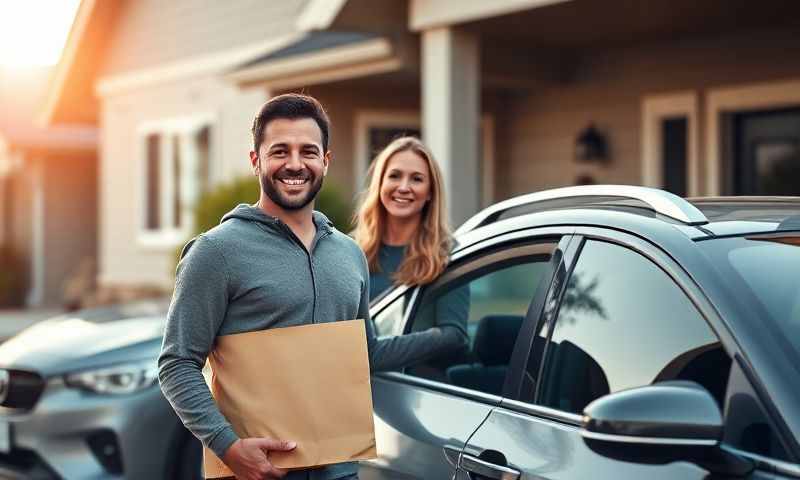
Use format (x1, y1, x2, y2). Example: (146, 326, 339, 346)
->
(699, 235, 800, 362)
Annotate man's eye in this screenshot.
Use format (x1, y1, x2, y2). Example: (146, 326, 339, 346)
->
(303, 150, 318, 157)
(272, 150, 287, 156)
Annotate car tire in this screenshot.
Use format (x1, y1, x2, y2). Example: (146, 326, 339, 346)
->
(174, 435, 203, 480)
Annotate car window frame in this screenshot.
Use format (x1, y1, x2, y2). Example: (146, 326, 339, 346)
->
(501, 228, 736, 422)
(370, 227, 574, 405)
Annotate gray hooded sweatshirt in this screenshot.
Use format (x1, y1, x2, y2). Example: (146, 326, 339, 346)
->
(158, 204, 457, 480)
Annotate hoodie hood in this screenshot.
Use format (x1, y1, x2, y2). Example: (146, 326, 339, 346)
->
(221, 203, 334, 233)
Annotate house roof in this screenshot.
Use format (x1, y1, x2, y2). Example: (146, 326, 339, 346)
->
(41, 0, 345, 127)
(237, 32, 380, 70)
(0, 67, 96, 151)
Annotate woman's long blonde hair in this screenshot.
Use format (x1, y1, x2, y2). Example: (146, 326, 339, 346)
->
(353, 137, 452, 286)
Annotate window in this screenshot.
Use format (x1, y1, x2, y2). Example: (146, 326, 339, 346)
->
(535, 240, 729, 414)
(641, 92, 698, 196)
(139, 118, 215, 246)
(387, 242, 556, 396)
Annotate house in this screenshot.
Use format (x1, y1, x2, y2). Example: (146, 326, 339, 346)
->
(0, 67, 97, 307)
(43, 0, 800, 294)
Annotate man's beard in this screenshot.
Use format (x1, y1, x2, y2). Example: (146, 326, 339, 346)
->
(260, 169, 324, 211)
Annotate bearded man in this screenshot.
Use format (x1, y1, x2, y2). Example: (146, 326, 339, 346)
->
(158, 94, 454, 480)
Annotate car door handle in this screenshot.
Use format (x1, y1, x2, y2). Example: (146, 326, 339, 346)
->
(460, 453, 521, 480)
(443, 445, 461, 468)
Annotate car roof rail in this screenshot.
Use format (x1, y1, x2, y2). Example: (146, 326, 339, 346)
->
(456, 185, 709, 234)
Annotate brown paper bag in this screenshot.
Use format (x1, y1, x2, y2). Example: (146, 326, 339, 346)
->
(202, 319, 377, 478)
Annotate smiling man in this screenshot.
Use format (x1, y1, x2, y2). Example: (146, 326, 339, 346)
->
(158, 94, 458, 480)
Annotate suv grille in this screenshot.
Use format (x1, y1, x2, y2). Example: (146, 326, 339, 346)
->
(0, 369, 45, 410)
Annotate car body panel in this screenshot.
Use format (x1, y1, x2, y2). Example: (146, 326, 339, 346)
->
(360, 374, 493, 479)
(461, 404, 710, 479)
(0, 317, 164, 376)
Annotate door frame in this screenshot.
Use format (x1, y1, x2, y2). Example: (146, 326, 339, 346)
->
(706, 79, 800, 195)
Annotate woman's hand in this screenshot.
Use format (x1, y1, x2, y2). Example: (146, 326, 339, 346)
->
(222, 437, 296, 479)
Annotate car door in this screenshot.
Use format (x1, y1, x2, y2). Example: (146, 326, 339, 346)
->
(360, 232, 572, 480)
(459, 231, 748, 480)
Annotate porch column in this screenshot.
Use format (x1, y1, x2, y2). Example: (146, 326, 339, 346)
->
(26, 157, 45, 307)
(422, 27, 481, 228)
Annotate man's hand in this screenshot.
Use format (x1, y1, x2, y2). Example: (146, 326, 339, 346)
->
(222, 438, 296, 479)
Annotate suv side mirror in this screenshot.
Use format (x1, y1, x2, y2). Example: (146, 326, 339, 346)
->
(581, 381, 752, 476)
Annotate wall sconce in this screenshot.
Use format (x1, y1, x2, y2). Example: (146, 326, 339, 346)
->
(575, 124, 609, 163)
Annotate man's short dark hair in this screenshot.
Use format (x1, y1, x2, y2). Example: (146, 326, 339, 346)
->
(251, 93, 330, 152)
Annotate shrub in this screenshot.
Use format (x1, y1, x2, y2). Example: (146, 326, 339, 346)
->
(0, 246, 28, 308)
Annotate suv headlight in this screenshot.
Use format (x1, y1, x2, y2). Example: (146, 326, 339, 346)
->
(65, 360, 158, 395)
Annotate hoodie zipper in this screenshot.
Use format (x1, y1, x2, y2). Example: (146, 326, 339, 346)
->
(275, 220, 333, 325)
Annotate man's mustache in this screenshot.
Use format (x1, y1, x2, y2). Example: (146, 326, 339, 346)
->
(274, 170, 312, 181)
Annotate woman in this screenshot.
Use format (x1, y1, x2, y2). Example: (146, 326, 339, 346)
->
(353, 136, 469, 376)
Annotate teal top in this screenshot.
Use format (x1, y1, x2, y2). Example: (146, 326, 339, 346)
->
(369, 244, 406, 301)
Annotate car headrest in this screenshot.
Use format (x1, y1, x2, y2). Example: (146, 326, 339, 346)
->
(474, 314, 524, 366)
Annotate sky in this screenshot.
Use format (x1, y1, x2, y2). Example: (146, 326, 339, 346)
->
(0, 0, 81, 68)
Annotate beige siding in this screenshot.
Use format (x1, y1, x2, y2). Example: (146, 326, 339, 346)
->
(506, 28, 800, 197)
(42, 152, 97, 306)
(99, 75, 267, 288)
(101, 0, 310, 77)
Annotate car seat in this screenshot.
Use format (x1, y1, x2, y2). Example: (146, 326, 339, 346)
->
(446, 314, 524, 395)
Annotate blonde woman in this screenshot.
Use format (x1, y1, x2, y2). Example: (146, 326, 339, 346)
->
(353, 136, 469, 378)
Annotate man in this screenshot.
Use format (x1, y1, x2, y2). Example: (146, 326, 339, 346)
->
(158, 94, 465, 480)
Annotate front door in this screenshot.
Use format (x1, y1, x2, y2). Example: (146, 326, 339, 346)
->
(733, 107, 800, 195)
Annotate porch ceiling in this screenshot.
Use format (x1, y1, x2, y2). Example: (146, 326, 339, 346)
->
(463, 0, 800, 50)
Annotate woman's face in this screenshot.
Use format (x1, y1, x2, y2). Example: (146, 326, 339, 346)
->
(379, 149, 432, 222)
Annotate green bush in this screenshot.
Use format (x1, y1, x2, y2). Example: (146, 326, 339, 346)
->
(0, 246, 28, 308)
(175, 176, 353, 267)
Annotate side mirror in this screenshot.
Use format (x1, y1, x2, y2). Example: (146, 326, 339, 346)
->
(581, 381, 752, 476)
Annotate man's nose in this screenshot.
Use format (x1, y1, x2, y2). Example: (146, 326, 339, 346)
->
(284, 150, 304, 170)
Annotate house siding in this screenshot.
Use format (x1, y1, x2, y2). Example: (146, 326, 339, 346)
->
(43, 152, 97, 306)
(99, 75, 266, 288)
(506, 28, 800, 197)
(100, 0, 310, 77)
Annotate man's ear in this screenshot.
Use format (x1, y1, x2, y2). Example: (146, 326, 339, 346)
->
(323, 150, 332, 176)
(249, 150, 259, 174)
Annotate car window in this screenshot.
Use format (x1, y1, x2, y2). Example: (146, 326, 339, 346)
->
(533, 239, 730, 414)
(373, 291, 410, 338)
(402, 242, 556, 396)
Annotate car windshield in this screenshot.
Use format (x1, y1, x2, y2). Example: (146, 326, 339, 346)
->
(699, 235, 800, 362)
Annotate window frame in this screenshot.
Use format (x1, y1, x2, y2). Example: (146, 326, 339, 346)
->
(136, 114, 216, 249)
(370, 228, 572, 404)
